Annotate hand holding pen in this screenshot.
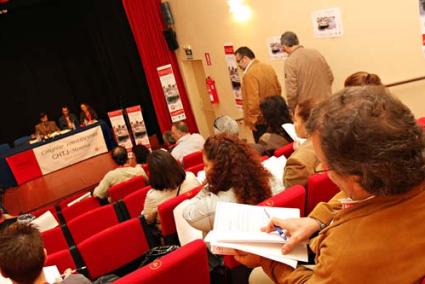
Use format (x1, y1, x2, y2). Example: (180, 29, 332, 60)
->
(261, 214, 320, 254)
(263, 208, 288, 241)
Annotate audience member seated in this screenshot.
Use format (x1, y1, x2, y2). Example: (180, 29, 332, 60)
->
(58, 105, 79, 130)
(283, 99, 321, 188)
(143, 150, 200, 230)
(0, 223, 91, 283)
(213, 115, 240, 135)
(34, 112, 60, 139)
(92, 146, 147, 200)
(79, 102, 98, 126)
(183, 134, 272, 235)
(344, 71, 383, 87)
(133, 144, 150, 167)
(253, 96, 293, 155)
(170, 121, 205, 162)
(162, 130, 177, 151)
(236, 86, 425, 283)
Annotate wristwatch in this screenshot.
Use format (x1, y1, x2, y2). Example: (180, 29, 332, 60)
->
(309, 216, 326, 231)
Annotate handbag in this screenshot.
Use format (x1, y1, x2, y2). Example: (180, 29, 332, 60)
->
(138, 245, 180, 267)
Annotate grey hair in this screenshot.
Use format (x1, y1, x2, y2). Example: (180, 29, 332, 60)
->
(280, 31, 299, 47)
(213, 115, 239, 135)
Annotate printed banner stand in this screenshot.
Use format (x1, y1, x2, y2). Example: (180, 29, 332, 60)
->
(126, 105, 151, 149)
(157, 64, 187, 122)
(108, 109, 132, 149)
(224, 43, 243, 111)
(420, 0, 425, 56)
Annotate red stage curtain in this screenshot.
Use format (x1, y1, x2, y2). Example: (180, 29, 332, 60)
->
(122, 0, 198, 133)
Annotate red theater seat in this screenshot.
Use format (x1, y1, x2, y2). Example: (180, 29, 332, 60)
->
(42, 226, 69, 255)
(45, 248, 76, 273)
(77, 218, 149, 279)
(158, 185, 203, 243)
(259, 185, 306, 217)
(67, 204, 119, 244)
(61, 197, 101, 223)
(114, 240, 209, 284)
(122, 185, 151, 218)
(185, 163, 204, 176)
(108, 175, 146, 202)
(182, 151, 203, 169)
(274, 142, 294, 158)
(306, 173, 340, 214)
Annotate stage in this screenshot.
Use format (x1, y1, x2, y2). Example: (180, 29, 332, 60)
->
(3, 152, 116, 215)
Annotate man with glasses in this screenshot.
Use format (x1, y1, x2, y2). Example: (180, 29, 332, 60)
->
(234, 47, 281, 143)
(235, 86, 425, 283)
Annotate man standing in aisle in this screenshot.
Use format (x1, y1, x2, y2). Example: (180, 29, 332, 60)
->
(280, 31, 334, 113)
(234, 47, 282, 143)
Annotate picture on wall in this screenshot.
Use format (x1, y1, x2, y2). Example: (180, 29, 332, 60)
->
(266, 36, 288, 60)
(312, 7, 344, 38)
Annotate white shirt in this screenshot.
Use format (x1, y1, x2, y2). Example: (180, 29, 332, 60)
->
(92, 166, 147, 199)
(171, 133, 205, 162)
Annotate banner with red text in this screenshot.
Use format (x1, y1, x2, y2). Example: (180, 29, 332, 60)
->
(33, 126, 107, 175)
(420, 0, 425, 56)
(126, 105, 151, 148)
(108, 109, 132, 149)
(157, 64, 187, 122)
(224, 44, 243, 111)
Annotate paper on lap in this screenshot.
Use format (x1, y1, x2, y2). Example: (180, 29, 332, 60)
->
(174, 200, 203, 246)
(30, 210, 59, 233)
(204, 202, 307, 266)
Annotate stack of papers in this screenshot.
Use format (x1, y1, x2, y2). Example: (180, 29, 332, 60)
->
(204, 202, 307, 268)
(262, 155, 286, 185)
(30, 210, 59, 233)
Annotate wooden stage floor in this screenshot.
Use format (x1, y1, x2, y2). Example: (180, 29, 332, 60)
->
(3, 152, 116, 215)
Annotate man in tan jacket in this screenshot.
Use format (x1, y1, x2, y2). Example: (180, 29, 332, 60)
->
(235, 87, 425, 283)
(234, 47, 281, 142)
(281, 31, 334, 114)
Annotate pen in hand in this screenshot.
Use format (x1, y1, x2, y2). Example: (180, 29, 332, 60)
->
(264, 208, 288, 242)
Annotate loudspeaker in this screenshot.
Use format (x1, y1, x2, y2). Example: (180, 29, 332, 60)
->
(160, 2, 174, 25)
(163, 28, 179, 50)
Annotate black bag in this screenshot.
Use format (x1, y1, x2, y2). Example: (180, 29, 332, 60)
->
(139, 245, 180, 267)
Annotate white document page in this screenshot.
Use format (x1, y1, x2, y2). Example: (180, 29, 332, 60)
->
(212, 202, 299, 243)
(282, 123, 306, 145)
(43, 266, 61, 284)
(262, 155, 287, 184)
(173, 200, 203, 246)
(30, 210, 59, 233)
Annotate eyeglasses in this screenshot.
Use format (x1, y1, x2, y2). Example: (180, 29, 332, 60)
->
(235, 56, 244, 64)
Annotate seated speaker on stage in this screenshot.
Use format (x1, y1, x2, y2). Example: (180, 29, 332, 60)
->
(92, 146, 148, 200)
(34, 112, 60, 139)
(58, 105, 79, 130)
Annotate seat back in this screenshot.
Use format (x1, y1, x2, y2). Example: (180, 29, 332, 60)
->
(42, 226, 69, 255)
(114, 240, 209, 284)
(306, 173, 339, 214)
(158, 185, 203, 237)
(259, 185, 306, 217)
(274, 142, 294, 158)
(77, 218, 149, 279)
(182, 151, 203, 169)
(185, 163, 204, 176)
(14, 135, 31, 147)
(45, 248, 76, 273)
(417, 117, 425, 129)
(67, 204, 119, 244)
(108, 175, 146, 202)
(61, 197, 101, 223)
(122, 185, 152, 218)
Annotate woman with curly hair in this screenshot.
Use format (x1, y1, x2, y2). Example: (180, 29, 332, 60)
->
(183, 133, 273, 234)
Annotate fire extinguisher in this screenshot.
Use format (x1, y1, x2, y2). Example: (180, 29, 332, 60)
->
(206, 76, 219, 104)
